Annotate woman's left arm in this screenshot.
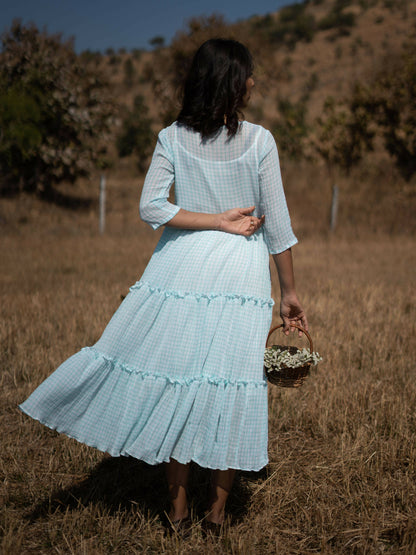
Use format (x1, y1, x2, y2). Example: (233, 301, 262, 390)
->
(139, 130, 180, 230)
(167, 206, 264, 236)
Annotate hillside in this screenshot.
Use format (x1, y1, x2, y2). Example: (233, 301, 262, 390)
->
(97, 0, 416, 128)
(1, 6, 416, 551)
(80, 0, 416, 236)
(1, 0, 415, 236)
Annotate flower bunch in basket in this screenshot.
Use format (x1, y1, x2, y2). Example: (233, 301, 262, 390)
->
(264, 346, 322, 371)
(264, 324, 322, 388)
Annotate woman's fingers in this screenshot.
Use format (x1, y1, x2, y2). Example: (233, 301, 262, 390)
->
(239, 205, 256, 216)
(246, 213, 265, 236)
(300, 314, 309, 332)
(221, 207, 265, 236)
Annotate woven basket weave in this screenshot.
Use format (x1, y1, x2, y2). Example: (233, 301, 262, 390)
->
(265, 324, 314, 388)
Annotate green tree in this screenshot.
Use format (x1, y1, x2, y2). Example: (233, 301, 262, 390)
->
(272, 98, 309, 160)
(149, 36, 165, 49)
(0, 21, 114, 195)
(116, 95, 154, 173)
(314, 94, 374, 175)
(318, 2, 356, 34)
(123, 57, 135, 87)
(356, 43, 416, 179)
(269, 3, 317, 48)
(314, 42, 416, 180)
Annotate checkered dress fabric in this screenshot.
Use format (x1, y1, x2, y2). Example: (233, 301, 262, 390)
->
(20, 121, 297, 471)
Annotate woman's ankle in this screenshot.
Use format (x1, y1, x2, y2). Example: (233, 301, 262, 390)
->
(206, 507, 225, 524)
(169, 507, 189, 521)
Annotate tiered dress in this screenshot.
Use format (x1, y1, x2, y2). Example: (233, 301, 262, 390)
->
(19, 121, 297, 472)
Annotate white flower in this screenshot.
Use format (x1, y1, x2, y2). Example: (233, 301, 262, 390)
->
(264, 347, 322, 372)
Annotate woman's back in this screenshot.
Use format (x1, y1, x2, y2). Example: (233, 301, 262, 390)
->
(140, 121, 297, 256)
(173, 121, 263, 215)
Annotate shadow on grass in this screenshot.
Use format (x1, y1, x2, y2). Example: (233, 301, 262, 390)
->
(26, 455, 268, 524)
(39, 188, 96, 211)
(0, 182, 96, 211)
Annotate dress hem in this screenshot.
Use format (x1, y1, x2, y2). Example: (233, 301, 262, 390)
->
(18, 405, 269, 472)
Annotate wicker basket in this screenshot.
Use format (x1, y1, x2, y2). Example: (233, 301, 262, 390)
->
(265, 323, 314, 388)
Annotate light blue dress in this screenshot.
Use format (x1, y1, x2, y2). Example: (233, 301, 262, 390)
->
(20, 121, 297, 471)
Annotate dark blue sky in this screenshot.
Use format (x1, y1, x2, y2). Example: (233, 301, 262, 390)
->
(0, 0, 299, 52)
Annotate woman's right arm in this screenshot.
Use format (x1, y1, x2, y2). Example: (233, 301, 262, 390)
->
(273, 248, 308, 335)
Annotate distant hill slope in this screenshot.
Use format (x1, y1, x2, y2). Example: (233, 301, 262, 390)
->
(94, 0, 416, 130)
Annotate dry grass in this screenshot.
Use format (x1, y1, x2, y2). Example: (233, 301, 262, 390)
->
(1, 185, 415, 554)
(1, 1, 416, 552)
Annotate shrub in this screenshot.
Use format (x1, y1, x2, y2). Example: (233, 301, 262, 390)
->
(314, 94, 374, 175)
(355, 43, 416, 179)
(0, 20, 113, 195)
(318, 5, 356, 32)
(269, 3, 317, 48)
(272, 98, 309, 160)
(123, 58, 135, 87)
(313, 41, 416, 179)
(149, 36, 165, 49)
(116, 95, 154, 173)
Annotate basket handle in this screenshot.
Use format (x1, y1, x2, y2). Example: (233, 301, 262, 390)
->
(266, 323, 313, 352)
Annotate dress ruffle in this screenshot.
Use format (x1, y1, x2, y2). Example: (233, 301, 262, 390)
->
(129, 280, 274, 308)
(20, 346, 268, 471)
(20, 229, 274, 471)
(86, 347, 266, 387)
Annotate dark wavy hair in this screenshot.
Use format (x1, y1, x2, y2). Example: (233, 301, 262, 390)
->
(177, 39, 253, 138)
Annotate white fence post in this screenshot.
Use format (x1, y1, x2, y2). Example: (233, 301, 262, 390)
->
(99, 174, 106, 234)
(330, 184, 339, 232)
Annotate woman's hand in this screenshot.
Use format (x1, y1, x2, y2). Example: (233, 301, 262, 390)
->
(280, 293, 308, 336)
(219, 206, 265, 236)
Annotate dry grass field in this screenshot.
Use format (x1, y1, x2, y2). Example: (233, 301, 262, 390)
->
(1, 173, 415, 554)
(1, 0, 416, 551)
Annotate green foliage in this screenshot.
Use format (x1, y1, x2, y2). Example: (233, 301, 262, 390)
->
(131, 48, 143, 60)
(0, 86, 43, 188)
(301, 72, 319, 102)
(272, 98, 309, 160)
(149, 36, 165, 49)
(359, 0, 379, 9)
(314, 94, 374, 175)
(123, 58, 135, 87)
(383, 0, 410, 12)
(268, 3, 317, 48)
(116, 95, 154, 173)
(0, 20, 113, 195)
(79, 50, 102, 65)
(313, 41, 416, 179)
(354, 43, 416, 179)
(318, 1, 356, 34)
(108, 54, 121, 65)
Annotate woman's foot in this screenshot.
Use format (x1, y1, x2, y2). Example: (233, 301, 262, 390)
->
(164, 514, 193, 538)
(201, 518, 223, 538)
(168, 507, 189, 522)
(204, 508, 224, 525)
(206, 468, 235, 521)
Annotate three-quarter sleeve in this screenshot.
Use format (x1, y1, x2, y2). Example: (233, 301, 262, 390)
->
(258, 130, 298, 254)
(139, 128, 180, 230)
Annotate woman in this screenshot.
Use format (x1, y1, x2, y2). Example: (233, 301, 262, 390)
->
(20, 39, 307, 533)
